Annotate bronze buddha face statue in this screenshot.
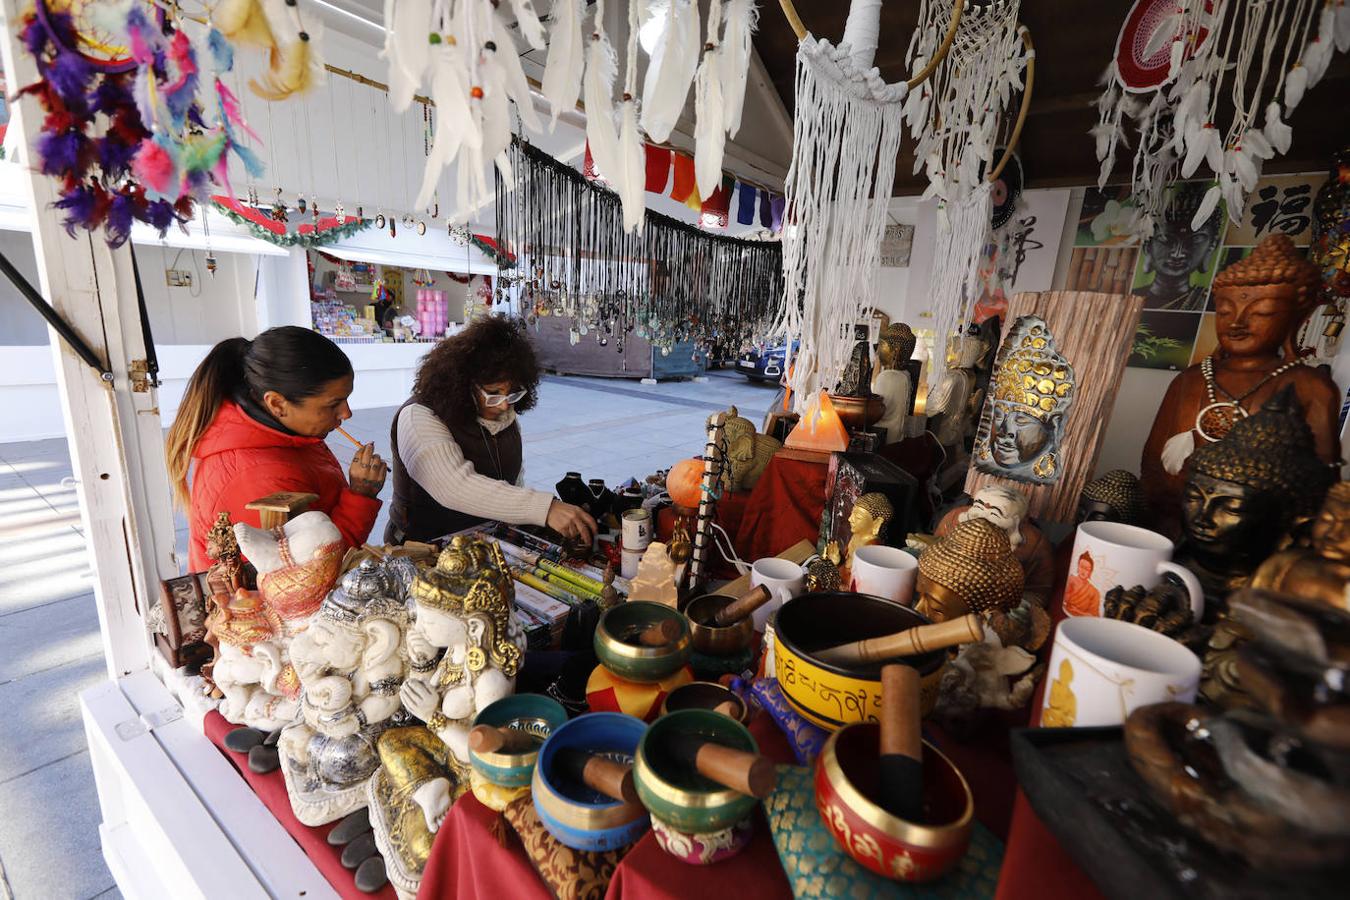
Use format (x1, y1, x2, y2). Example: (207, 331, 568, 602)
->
(1211, 234, 1320, 359)
(1077, 469, 1146, 525)
(915, 518, 1024, 624)
(1310, 484, 1350, 562)
(1182, 386, 1334, 590)
(876, 323, 917, 371)
(974, 316, 1076, 484)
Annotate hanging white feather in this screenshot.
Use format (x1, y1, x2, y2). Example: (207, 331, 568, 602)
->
(1091, 123, 1115, 161)
(1191, 184, 1222, 232)
(416, 46, 472, 210)
(1263, 100, 1293, 153)
(641, 0, 701, 143)
(1243, 128, 1273, 161)
(1284, 63, 1308, 114)
(583, 8, 621, 182)
(490, 11, 542, 132)
(509, 0, 547, 52)
(1305, 35, 1332, 87)
(388, 0, 432, 113)
(693, 25, 726, 198)
(1336, 0, 1350, 53)
(1203, 124, 1224, 176)
(1230, 147, 1257, 191)
(1181, 123, 1216, 177)
(1161, 430, 1196, 475)
(541, 0, 584, 129)
(1220, 171, 1244, 219)
(618, 98, 646, 232)
(718, 0, 759, 137)
(1143, 13, 1182, 59)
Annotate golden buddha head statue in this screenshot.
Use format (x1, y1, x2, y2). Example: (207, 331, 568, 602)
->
(1077, 469, 1146, 526)
(1310, 482, 1350, 562)
(877, 323, 917, 371)
(1211, 233, 1321, 359)
(915, 518, 1024, 623)
(974, 316, 1076, 484)
(847, 492, 894, 545)
(1184, 386, 1334, 568)
(411, 536, 521, 677)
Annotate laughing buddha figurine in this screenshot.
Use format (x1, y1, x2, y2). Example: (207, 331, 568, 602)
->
(973, 316, 1076, 485)
(367, 536, 526, 898)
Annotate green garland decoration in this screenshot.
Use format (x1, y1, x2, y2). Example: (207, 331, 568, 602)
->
(211, 199, 373, 248)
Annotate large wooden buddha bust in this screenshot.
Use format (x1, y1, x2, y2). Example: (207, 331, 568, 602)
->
(1141, 234, 1341, 535)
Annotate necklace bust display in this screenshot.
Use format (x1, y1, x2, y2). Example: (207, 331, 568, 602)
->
(1142, 234, 1342, 535)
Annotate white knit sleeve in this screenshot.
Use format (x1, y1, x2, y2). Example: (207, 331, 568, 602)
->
(397, 404, 554, 526)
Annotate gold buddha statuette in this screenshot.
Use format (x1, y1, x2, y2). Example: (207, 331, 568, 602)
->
(914, 518, 1025, 624)
(973, 315, 1076, 485)
(872, 323, 917, 444)
(1077, 469, 1146, 526)
(842, 492, 894, 581)
(1252, 481, 1350, 612)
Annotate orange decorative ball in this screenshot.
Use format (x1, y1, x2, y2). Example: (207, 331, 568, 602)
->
(666, 458, 705, 508)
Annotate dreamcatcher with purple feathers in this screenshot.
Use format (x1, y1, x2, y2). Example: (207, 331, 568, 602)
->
(19, 0, 264, 247)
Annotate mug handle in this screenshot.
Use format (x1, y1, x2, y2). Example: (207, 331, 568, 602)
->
(1156, 562, 1204, 621)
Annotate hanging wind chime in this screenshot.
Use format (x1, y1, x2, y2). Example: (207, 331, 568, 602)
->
(1094, 0, 1350, 235)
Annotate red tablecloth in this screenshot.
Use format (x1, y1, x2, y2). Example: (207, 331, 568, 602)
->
(204, 711, 397, 900)
(733, 456, 829, 562)
(418, 792, 553, 900)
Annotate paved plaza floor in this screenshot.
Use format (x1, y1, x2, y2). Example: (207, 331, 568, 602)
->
(0, 370, 776, 899)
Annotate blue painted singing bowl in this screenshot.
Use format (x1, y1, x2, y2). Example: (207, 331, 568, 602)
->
(532, 712, 650, 852)
(470, 694, 568, 788)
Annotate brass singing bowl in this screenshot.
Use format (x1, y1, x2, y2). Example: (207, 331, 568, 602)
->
(828, 393, 885, 431)
(774, 592, 946, 730)
(684, 594, 758, 656)
(594, 601, 692, 683)
(660, 681, 751, 724)
(634, 709, 759, 834)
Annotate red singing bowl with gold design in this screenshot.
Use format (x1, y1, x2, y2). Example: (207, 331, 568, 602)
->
(814, 723, 973, 882)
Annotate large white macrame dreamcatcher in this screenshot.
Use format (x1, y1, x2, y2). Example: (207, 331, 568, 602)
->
(1094, 0, 1350, 236)
(906, 0, 1031, 392)
(774, 0, 964, 417)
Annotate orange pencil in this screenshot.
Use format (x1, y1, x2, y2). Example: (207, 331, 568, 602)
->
(335, 425, 364, 448)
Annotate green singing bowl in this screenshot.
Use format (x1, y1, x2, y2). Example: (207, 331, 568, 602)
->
(470, 693, 568, 788)
(684, 594, 758, 656)
(634, 709, 760, 834)
(595, 601, 692, 683)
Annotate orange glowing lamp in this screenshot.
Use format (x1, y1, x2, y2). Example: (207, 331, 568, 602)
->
(784, 392, 850, 453)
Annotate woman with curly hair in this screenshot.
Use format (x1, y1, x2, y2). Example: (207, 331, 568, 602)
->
(386, 315, 596, 544)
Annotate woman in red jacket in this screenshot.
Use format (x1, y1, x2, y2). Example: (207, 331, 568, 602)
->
(166, 326, 388, 571)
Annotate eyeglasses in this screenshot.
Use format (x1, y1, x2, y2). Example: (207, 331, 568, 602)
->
(477, 385, 528, 407)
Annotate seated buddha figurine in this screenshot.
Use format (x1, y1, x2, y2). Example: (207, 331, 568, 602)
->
(972, 316, 1077, 485)
(914, 518, 1024, 624)
(1142, 233, 1341, 536)
(926, 330, 991, 455)
(367, 536, 526, 897)
(842, 492, 894, 584)
(1251, 481, 1350, 612)
(871, 323, 917, 445)
(934, 486, 1055, 604)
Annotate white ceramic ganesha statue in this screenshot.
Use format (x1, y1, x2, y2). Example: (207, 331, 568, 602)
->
(209, 511, 344, 730)
(366, 536, 527, 899)
(279, 559, 412, 826)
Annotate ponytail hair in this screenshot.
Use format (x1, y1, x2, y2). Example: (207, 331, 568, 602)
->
(165, 327, 353, 508)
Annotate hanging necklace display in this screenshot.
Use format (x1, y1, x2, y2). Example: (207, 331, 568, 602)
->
(771, 0, 959, 412)
(906, 0, 1032, 392)
(1094, 0, 1349, 236)
(495, 138, 783, 358)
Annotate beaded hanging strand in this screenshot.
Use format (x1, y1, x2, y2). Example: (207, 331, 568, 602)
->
(1196, 355, 1304, 441)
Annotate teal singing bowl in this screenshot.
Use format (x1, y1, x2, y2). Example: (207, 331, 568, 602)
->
(594, 601, 692, 683)
(533, 712, 650, 852)
(470, 693, 568, 788)
(634, 709, 760, 834)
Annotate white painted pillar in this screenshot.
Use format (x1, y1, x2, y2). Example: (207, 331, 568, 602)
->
(254, 248, 313, 331)
(1, 2, 178, 677)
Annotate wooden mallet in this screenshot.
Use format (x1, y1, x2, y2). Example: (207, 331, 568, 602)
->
(812, 613, 985, 666)
(468, 725, 540, 755)
(667, 733, 777, 799)
(554, 747, 639, 803)
(878, 664, 924, 821)
(711, 585, 774, 627)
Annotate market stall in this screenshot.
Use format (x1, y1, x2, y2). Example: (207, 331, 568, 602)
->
(3, 0, 1349, 898)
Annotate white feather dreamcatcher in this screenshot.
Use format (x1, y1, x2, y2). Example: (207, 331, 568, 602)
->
(1095, 0, 1348, 236)
(583, 0, 622, 184)
(907, 0, 1029, 391)
(541, 0, 585, 128)
(719, 0, 760, 138)
(641, 0, 701, 143)
(694, 0, 726, 198)
(775, 0, 913, 416)
(618, 0, 647, 231)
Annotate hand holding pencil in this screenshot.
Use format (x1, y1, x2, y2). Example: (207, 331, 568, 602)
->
(339, 427, 387, 498)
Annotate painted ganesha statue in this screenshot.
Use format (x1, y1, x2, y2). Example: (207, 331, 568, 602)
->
(279, 559, 412, 826)
(209, 511, 344, 730)
(367, 535, 526, 898)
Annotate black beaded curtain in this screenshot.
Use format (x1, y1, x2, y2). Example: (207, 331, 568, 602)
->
(495, 139, 783, 355)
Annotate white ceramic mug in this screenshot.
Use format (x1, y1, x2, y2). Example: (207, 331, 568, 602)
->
(1041, 617, 1202, 728)
(750, 558, 806, 632)
(848, 545, 919, 606)
(1064, 521, 1204, 620)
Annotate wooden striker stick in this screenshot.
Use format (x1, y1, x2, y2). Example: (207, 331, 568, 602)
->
(555, 747, 638, 803)
(812, 613, 984, 666)
(712, 585, 773, 627)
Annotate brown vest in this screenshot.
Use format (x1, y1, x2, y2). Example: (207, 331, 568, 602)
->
(387, 399, 523, 543)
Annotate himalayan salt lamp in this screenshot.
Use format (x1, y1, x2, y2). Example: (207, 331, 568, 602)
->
(784, 392, 850, 453)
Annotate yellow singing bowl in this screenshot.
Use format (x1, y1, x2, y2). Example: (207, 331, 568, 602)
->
(774, 592, 946, 731)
